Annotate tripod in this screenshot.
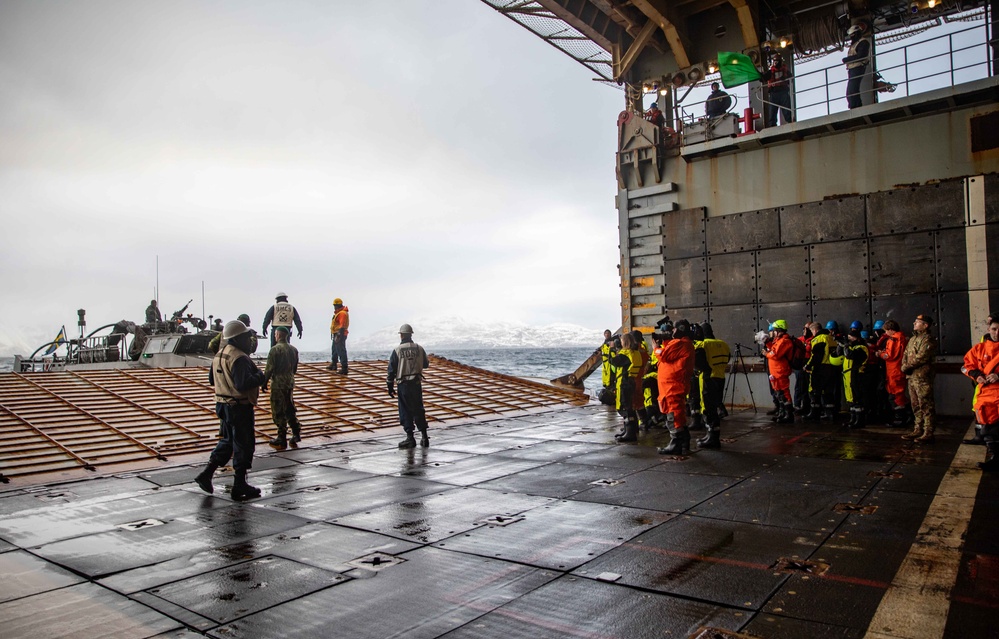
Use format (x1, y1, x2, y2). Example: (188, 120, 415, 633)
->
(724, 343, 758, 413)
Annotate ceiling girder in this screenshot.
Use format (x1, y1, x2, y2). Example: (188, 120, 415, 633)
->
(614, 18, 660, 79)
(631, 0, 692, 68)
(729, 0, 761, 48)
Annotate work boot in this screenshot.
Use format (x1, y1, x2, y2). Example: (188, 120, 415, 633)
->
(890, 407, 908, 427)
(658, 427, 691, 455)
(690, 412, 705, 431)
(980, 442, 999, 471)
(820, 405, 836, 421)
(766, 406, 779, 416)
(915, 421, 935, 444)
(806, 405, 822, 421)
(230, 469, 261, 500)
(289, 423, 302, 445)
(617, 418, 639, 443)
(338, 367, 348, 376)
(398, 432, 417, 449)
(854, 409, 866, 429)
(269, 427, 287, 449)
(194, 462, 218, 494)
(419, 428, 430, 447)
(964, 423, 985, 445)
(776, 404, 795, 424)
(718, 405, 729, 419)
(698, 427, 721, 450)
(901, 423, 922, 440)
(326, 363, 336, 371)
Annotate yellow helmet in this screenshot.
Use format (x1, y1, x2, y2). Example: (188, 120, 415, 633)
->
(333, 298, 343, 305)
(772, 319, 788, 330)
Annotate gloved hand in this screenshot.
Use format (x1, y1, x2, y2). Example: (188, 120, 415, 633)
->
(387, 382, 395, 398)
(297, 330, 303, 339)
(262, 329, 268, 338)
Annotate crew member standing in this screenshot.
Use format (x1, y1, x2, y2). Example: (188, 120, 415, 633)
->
(329, 298, 350, 375)
(763, 319, 795, 425)
(387, 324, 431, 449)
(804, 322, 836, 420)
(194, 320, 266, 499)
(705, 83, 732, 118)
(262, 292, 303, 347)
(644, 102, 666, 128)
(878, 319, 910, 426)
(964, 317, 999, 471)
(764, 52, 794, 127)
(900, 314, 938, 443)
(697, 322, 731, 447)
(610, 332, 644, 442)
(145, 299, 161, 323)
(964, 310, 999, 445)
(843, 23, 873, 109)
(656, 320, 696, 455)
(843, 329, 869, 428)
(600, 329, 616, 392)
(209, 313, 257, 354)
(265, 326, 302, 450)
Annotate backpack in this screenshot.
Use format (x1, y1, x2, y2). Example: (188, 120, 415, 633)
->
(790, 338, 808, 371)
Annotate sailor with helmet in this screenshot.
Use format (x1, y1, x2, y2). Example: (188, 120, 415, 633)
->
(262, 292, 303, 347)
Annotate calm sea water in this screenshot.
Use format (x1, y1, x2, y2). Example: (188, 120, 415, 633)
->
(0, 347, 603, 395)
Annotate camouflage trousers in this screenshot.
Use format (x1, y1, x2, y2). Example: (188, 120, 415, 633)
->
(269, 387, 301, 436)
(907, 376, 935, 433)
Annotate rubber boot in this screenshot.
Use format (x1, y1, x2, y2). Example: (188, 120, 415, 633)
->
(915, 420, 935, 444)
(776, 402, 795, 424)
(658, 427, 691, 455)
(820, 405, 835, 421)
(289, 422, 302, 445)
(617, 418, 639, 443)
(964, 423, 985, 445)
(398, 432, 417, 449)
(194, 462, 218, 494)
(806, 400, 822, 421)
(718, 405, 729, 419)
(891, 406, 908, 427)
(689, 412, 705, 431)
(698, 427, 721, 450)
(269, 425, 288, 449)
(980, 442, 999, 471)
(230, 469, 261, 500)
(419, 428, 430, 447)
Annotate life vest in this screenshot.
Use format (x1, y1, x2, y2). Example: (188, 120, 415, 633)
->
(392, 341, 427, 382)
(213, 344, 259, 406)
(272, 301, 295, 328)
(600, 342, 614, 387)
(701, 338, 731, 379)
(809, 333, 834, 366)
(846, 37, 872, 70)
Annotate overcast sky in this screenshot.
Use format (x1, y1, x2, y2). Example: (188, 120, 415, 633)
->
(0, 0, 624, 354)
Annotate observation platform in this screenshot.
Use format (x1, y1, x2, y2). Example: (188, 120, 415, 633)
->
(0, 404, 993, 638)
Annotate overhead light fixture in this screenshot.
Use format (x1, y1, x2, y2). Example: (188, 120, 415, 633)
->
(659, 88, 669, 95)
(927, 0, 936, 7)
(708, 63, 717, 73)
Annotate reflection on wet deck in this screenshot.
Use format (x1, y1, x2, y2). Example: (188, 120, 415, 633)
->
(0, 405, 993, 638)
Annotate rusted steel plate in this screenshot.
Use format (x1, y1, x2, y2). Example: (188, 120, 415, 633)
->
(0, 358, 587, 479)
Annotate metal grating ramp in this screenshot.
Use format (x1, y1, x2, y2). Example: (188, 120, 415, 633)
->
(0, 358, 587, 480)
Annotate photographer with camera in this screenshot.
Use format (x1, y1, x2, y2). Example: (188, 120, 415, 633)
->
(763, 320, 795, 424)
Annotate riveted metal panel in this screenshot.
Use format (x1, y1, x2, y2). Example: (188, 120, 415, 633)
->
(809, 240, 869, 300)
(661, 207, 706, 259)
(867, 181, 965, 236)
(757, 246, 811, 303)
(707, 252, 757, 306)
(706, 209, 780, 255)
(984, 174, 999, 223)
(664, 257, 707, 309)
(810, 299, 872, 334)
(667, 307, 710, 326)
(869, 233, 936, 296)
(938, 291, 971, 356)
(759, 302, 812, 338)
(872, 294, 937, 330)
(707, 304, 759, 350)
(778, 197, 866, 246)
(935, 228, 969, 292)
(630, 253, 665, 274)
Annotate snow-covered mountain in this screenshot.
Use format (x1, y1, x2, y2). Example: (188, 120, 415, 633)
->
(350, 317, 604, 351)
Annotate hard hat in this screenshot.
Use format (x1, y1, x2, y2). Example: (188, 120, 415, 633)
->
(650, 102, 659, 109)
(333, 298, 343, 305)
(861, 330, 870, 339)
(399, 323, 414, 334)
(773, 319, 788, 330)
(873, 320, 885, 330)
(275, 292, 287, 299)
(237, 314, 250, 325)
(825, 320, 838, 330)
(847, 24, 864, 37)
(850, 320, 863, 330)
(222, 320, 249, 340)
(767, 323, 775, 331)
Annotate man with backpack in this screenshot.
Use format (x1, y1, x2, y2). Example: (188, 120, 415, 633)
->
(763, 320, 795, 423)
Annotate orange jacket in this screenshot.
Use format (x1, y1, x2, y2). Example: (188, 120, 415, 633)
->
(965, 339, 999, 422)
(765, 333, 793, 378)
(654, 337, 695, 394)
(330, 306, 350, 336)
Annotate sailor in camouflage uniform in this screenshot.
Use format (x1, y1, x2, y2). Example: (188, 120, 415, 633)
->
(900, 314, 938, 443)
(265, 326, 302, 449)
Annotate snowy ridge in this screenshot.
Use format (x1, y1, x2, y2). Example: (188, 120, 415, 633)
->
(350, 317, 604, 351)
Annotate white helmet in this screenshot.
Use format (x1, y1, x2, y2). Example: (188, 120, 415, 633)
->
(222, 320, 249, 339)
(847, 24, 864, 37)
(399, 323, 414, 334)
(275, 291, 287, 299)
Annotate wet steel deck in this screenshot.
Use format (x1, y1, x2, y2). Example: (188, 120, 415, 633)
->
(0, 405, 994, 638)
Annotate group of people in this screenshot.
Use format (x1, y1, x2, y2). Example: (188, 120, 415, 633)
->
(600, 319, 731, 456)
(190, 289, 434, 499)
(599, 310, 999, 472)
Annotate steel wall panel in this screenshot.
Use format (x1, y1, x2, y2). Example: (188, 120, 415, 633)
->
(759, 302, 812, 338)
(630, 253, 665, 274)
(778, 197, 866, 246)
(663, 257, 707, 309)
(707, 252, 757, 306)
(707, 304, 759, 351)
(869, 233, 936, 295)
(867, 181, 965, 236)
(872, 294, 937, 331)
(935, 228, 969, 292)
(810, 298, 871, 334)
(706, 209, 780, 254)
(661, 207, 706, 259)
(667, 307, 710, 326)
(938, 291, 971, 356)
(983, 174, 998, 223)
(989, 224, 999, 285)
(810, 240, 869, 299)
(757, 246, 811, 303)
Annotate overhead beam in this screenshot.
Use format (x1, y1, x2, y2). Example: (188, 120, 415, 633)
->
(535, 0, 625, 52)
(614, 18, 659, 80)
(630, 0, 691, 68)
(729, 0, 760, 48)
